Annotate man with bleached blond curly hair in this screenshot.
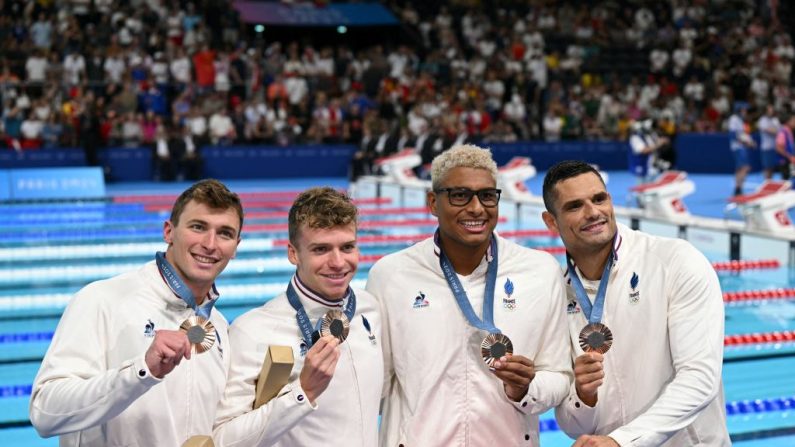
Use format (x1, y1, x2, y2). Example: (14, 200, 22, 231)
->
(367, 144, 572, 446)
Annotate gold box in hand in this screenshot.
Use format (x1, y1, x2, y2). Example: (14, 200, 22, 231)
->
(254, 345, 295, 409)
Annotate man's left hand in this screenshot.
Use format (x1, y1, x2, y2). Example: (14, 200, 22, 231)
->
(492, 354, 535, 402)
(572, 435, 620, 446)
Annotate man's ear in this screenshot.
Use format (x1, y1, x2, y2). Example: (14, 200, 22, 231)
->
(427, 189, 438, 217)
(541, 210, 559, 234)
(163, 220, 174, 244)
(287, 242, 298, 266)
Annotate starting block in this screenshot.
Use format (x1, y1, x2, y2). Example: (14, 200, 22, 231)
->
(373, 148, 430, 208)
(729, 181, 795, 234)
(374, 148, 430, 189)
(497, 157, 537, 200)
(631, 171, 695, 219)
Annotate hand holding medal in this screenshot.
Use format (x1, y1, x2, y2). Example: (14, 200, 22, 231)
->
(144, 329, 196, 378)
(481, 333, 513, 368)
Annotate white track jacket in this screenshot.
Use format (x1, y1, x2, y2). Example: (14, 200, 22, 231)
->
(367, 234, 572, 447)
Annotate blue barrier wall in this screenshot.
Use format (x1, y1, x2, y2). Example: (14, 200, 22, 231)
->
(489, 141, 628, 170)
(675, 133, 763, 173)
(0, 135, 756, 180)
(202, 145, 357, 179)
(0, 149, 85, 168)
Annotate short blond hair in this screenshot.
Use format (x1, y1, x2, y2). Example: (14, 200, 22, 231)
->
(430, 144, 498, 190)
(288, 187, 358, 245)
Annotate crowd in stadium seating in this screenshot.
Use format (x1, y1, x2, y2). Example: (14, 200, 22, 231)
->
(0, 0, 793, 166)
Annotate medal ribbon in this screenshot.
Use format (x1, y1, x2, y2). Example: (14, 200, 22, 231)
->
(566, 247, 615, 325)
(286, 276, 356, 348)
(436, 229, 501, 334)
(156, 251, 215, 319)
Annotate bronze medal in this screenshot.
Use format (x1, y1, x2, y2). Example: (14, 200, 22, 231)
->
(579, 322, 613, 354)
(319, 309, 350, 344)
(481, 333, 514, 368)
(179, 316, 216, 354)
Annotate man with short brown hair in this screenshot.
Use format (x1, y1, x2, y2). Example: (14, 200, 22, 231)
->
(214, 187, 383, 446)
(30, 179, 243, 446)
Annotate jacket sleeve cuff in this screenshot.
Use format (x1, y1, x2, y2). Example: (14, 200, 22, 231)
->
(287, 381, 318, 411)
(564, 382, 598, 417)
(130, 355, 163, 387)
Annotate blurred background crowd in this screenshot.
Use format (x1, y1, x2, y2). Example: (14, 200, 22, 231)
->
(1, 0, 793, 168)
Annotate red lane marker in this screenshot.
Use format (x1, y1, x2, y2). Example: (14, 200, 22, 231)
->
(114, 190, 306, 204)
(357, 246, 565, 264)
(244, 217, 509, 233)
(724, 330, 795, 346)
(145, 197, 392, 212)
(247, 206, 430, 219)
(271, 228, 559, 246)
(712, 259, 781, 271)
(724, 288, 795, 303)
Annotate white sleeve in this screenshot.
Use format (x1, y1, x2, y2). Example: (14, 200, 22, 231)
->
(365, 261, 395, 400)
(29, 288, 160, 437)
(555, 379, 600, 437)
(513, 258, 573, 415)
(213, 324, 315, 446)
(609, 243, 724, 446)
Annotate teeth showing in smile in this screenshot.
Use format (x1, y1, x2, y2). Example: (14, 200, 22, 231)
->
(582, 221, 605, 231)
(193, 254, 216, 263)
(461, 220, 486, 228)
(324, 273, 347, 279)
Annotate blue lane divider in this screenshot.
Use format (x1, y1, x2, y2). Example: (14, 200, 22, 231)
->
(0, 332, 54, 343)
(0, 385, 31, 398)
(0, 203, 144, 214)
(0, 215, 163, 226)
(538, 396, 795, 432)
(725, 396, 795, 415)
(0, 228, 164, 244)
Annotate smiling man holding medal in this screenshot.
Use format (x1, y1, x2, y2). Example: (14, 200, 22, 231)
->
(541, 160, 730, 446)
(30, 179, 243, 446)
(367, 144, 571, 446)
(213, 187, 383, 446)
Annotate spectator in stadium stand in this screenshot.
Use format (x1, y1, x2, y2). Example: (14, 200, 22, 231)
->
(656, 111, 678, 171)
(193, 43, 216, 95)
(41, 113, 64, 149)
(774, 109, 795, 181)
(208, 107, 236, 146)
(154, 121, 176, 181)
(20, 110, 43, 149)
(727, 104, 757, 196)
(3, 104, 23, 151)
(757, 104, 783, 180)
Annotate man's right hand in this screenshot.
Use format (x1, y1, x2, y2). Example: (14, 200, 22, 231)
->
(299, 336, 341, 404)
(574, 352, 605, 407)
(145, 330, 193, 379)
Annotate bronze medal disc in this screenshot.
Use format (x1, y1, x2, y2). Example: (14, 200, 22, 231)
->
(320, 310, 350, 344)
(481, 333, 514, 368)
(179, 316, 216, 354)
(579, 323, 613, 354)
